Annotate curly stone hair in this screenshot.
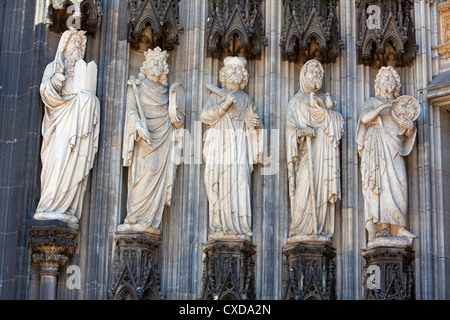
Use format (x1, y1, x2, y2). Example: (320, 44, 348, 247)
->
(375, 66, 401, 98)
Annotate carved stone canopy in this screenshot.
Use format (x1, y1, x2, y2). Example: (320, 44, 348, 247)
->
(128, 0, 184, 52)
(356, 0, 418, 68)
(280, 0, 342, 64)
(206, 0, 268, 60)
(45, 0, 102, 36)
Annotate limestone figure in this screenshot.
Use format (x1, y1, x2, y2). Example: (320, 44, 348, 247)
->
(286, 59, 344, 244)
(356, 66, 420, 248)
(201, 56, 264, 241)
(34, 28, 100, 224)
(118, 47, 184, 235)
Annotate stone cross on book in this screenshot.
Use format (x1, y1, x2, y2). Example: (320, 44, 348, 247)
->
(73, 60, 98, 95)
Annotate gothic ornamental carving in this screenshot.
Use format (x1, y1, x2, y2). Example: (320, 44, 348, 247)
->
(282, 243, 336, 300)
(206, 0, 268, 60)
(437, 1, 450, 59)
(201, 241, 256, 300)
(108, 233, 165, 300)
(363, 246, 415, 300)
(280, 0, 341, 64)
(45, 0, 103, 36)
(128, 0, 184, 52)
(356, 0, 418, 68)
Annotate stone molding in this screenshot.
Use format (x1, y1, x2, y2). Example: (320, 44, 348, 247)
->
(362, 246, 415, 300)
(108, 232, 165, 300)
(128, 0, 184, 52)
(45, 0, 103, 36)
(356, 0, 418, 68)
(201, 240, 256, 300)
(280, 0, 341, 64)
(282, 242, 336, 300)
(28, 219, 79, 276)
(206, 0, 268, 60)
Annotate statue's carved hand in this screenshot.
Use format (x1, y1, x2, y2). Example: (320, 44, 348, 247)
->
(298, 127, 315, 138)
(397, 117, 415, 131)
(222, 94, 237, 110)
(135, 121, 152, 147)
(52, 72, 66, 91)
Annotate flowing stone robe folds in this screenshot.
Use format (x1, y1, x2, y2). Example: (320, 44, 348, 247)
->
(201, 89, 263, 241)
(286, 75, 344, 243)
(356, 97, 417, 239)
(121, 79, 178, 234)
(34, 30, 100, 224)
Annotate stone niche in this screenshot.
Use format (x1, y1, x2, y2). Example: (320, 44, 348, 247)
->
(128, 0, 184, 52)
(356, 0, 418, 68)
(45, 0, 102, 36)
(280, 0, 342, 64)
(205, 0, 268, 60)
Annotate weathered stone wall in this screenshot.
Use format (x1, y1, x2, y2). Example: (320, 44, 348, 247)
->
(1, 0, 450, 300)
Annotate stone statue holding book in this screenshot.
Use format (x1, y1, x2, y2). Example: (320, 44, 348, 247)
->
(33, 27, 100, 224)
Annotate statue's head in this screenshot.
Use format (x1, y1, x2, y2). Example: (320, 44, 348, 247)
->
(57, 27, 87, 77)
(375, 66, 401, 99)
(300, 59, 324, 93)
(140, 47, 170, 86)
(219, 56, 249, 91)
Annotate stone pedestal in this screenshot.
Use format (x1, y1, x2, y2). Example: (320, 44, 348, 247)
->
(362, 246, 415, 300)
(201, 240, 256, 300)
(108, 232, 164, 300)
(28, 219, 79, 300)
(282, 242, 336, 300)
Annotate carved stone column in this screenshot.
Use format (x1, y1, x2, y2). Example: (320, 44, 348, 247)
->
(282, 242, 336, 300)
(362, 246, 415, 300)
(201, 240, 256, 300)
(108, 232, 165, 300)
(28, 220, 79, 300)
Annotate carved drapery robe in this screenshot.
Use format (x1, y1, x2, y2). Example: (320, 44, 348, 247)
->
(35, 59, 100, 223)
(286, 86, 343, 242)
(201, 89, 263, 240)
(356, 97, 417, 230)
(122, 79, 178, 232)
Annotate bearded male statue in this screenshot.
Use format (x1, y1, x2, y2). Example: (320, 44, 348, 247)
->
(201, 56, 264, 241)
(33, 28, 100, 224)
(286, 59, 344, 244)
(356, 66, 420, 248)
(118, 47, 184, 235)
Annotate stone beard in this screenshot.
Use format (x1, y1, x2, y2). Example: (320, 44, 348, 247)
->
(201, 56, 264, 241)
(119, 47, 182, 235)
(33, 28, 100, 224)
(356, 66, 419, 248)
(286, 59, 344, 244)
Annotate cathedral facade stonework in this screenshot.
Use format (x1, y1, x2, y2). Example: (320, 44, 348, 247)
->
(1, 0, 450, 301)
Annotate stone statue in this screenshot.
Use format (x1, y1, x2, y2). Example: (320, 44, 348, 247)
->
(356, 66, 420, 248)
(286, 59, 344, 244)
(118, 47, 185, 235)
(33, 28, 100, 224)
(201, 56, 264, 241)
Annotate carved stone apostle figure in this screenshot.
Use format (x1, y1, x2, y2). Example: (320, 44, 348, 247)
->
(356, 66, 420, 248)
(33, 28, 100, 224)
(286, 59, 344, 244)
(201, 56, 263, 241)
(118, 47, 184, 235)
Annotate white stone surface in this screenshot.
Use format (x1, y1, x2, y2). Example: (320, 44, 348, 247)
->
(118, 47, 184, 235)
(356, 66, 420, 248)
(33, 28, 100, 224)
(286, 59, 344, 244)
(201, 56, 264, 241)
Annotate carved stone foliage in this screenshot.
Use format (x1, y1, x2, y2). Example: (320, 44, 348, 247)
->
(29, 220, 79, 276)
(45, 0, 103, 36)
(201, 240, 256, 300)
(206, 0, 268, 60)
(437, 1, 450, 59)
(280, 0, 341, 64)
(356, 0, 418, 68)
(282, 243, 336, 300)
(108, 233, 165, 300)
(362, 246, 415, 300)
(128, 0, 184, 52)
